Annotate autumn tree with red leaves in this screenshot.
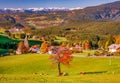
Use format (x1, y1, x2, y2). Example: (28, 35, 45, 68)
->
(49, 45, 73, 76)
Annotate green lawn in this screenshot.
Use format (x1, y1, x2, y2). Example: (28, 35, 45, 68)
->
(0, 54, 120, 83)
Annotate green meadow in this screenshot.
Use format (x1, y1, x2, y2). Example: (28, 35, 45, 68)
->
(0, 53, 120, 83)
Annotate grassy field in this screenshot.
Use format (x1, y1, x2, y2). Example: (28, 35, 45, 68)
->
(0, 53, 120, 83)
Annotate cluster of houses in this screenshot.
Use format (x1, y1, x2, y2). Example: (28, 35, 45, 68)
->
(15, 35, 83, 55)
(15, 33, 120, 55)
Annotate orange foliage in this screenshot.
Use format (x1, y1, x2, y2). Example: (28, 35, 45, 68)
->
(49, 48, 73, 66)
(16, 41, 28, 54)
(117, 49, 120, 54)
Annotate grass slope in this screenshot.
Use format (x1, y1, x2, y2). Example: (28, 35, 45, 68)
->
(0, 48, 9, 54)
(0, 35, 19, 44)
(0, 54, 120, 83)
(0, 35, 42, 45)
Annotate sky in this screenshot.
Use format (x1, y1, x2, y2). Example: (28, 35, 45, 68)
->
(0, 0, 118, 9)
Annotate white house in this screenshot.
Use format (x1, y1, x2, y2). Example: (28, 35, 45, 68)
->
(108, 44, 120, 53)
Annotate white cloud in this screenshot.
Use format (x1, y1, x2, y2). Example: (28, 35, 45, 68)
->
(69, 7, 82, 10)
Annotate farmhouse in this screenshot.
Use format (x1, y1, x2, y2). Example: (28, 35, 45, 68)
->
(108, 44, 120, 53)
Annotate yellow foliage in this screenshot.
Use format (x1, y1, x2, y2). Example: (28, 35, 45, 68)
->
(40, 41, 48, 53)
(115, 36, 120, 44)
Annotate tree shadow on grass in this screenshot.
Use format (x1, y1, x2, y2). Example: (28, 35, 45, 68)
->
(80, 71, 107, 75)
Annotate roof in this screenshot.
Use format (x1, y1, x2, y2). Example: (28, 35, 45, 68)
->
(108, 44, 120, 50)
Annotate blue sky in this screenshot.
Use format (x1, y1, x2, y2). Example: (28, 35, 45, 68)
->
(0, 0, 118, 9)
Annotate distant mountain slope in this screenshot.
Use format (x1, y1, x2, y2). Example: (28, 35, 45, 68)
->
(68, 1, 120, 21)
